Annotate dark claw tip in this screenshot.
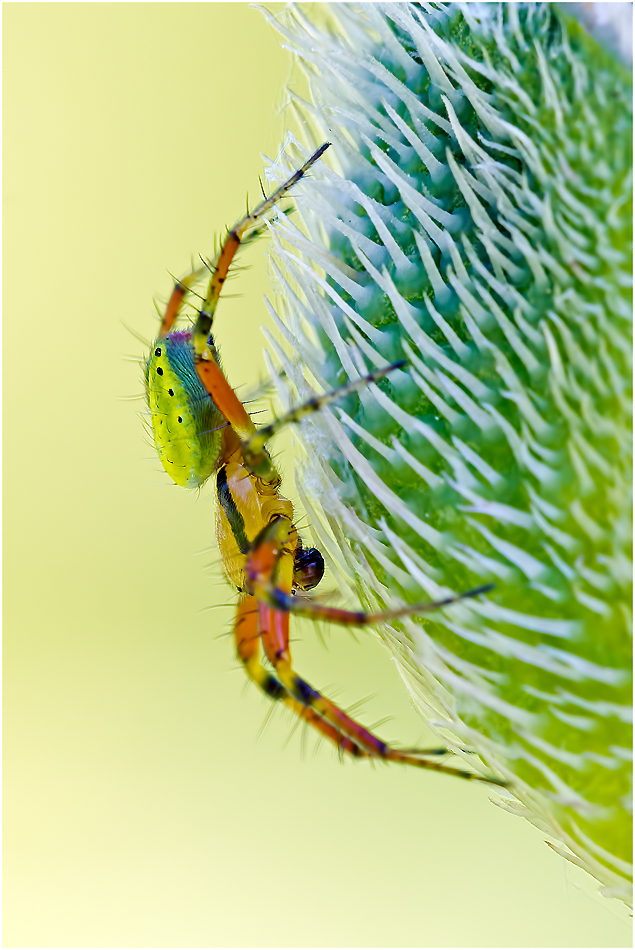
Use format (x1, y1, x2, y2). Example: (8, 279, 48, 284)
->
(464, 583, 495, 599)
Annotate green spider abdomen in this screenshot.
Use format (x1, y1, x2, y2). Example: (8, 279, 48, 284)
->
(145, 330, 224, 488)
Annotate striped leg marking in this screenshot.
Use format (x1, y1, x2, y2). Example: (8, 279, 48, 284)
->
(243, 521, 505, 784)
(236, 596, 369, 759)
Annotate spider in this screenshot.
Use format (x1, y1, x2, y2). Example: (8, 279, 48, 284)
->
(144, 143, 506, 785)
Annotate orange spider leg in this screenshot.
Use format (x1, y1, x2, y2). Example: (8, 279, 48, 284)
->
(190, 143, 330, 360)
(184, 144, 331, 484)
(196, 359, 258, 444)
(144, 145, 507, 785)
(194, 360, 281, 488)
(235, 595, 369, 759)
(158, 265, 209, 339)
(155, 143, 331, 480)
(247, 519, 504, 784)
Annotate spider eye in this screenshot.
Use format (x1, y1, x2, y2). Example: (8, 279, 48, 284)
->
(293, 544, 324, 591)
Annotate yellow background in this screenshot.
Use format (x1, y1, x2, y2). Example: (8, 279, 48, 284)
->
(3, 4, 631, 947)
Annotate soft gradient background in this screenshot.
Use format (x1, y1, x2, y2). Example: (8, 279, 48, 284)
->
(3, 5, 631, 948)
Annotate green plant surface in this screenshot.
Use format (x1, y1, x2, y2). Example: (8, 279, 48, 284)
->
(264, 1, 632, 903)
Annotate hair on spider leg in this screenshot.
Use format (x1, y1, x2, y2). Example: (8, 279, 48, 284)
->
(302, 616, 330, 651)
(193, 422, 231, 439)
(338, 693, 396, 734)
(182, 286, 206, 304)
(239, 674, 254, 698)
(255, 691, 286, 741)
(344, 692, 380, 717)
(311, 727, 330, 760)
(282, 710, 304, 751)
(367, 716, 395, 734)
(289, 607, 330, 650)
(299, 713, 312, 761)
(209, 292, 245, 301)
(164, 268, 206, 297)
(212, 629, 235, 644)
(214, 605, 251, 648)
(335, 742, 349, 766)
(196, 254, 245, 280)
(234, 388, 277, 405)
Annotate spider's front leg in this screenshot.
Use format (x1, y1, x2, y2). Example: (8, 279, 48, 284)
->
(190, 144, 332, 485)
(190, 142, 330, 362)
(150, 143, 332, 488)
(246, 518, 505, 785)
(157, 264, 209, 339)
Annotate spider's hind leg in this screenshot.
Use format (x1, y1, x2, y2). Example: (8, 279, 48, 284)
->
(258, 597, 504, 785)
(235, 595, 370, 760)
(247, 521, 505, 786)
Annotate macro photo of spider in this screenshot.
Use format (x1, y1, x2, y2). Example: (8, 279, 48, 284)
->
(144, 142, 506, 786)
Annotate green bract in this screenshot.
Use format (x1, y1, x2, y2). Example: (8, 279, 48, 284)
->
(264, 2, 632, 903)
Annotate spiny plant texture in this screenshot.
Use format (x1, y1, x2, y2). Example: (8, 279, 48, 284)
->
(260, 2, 632, 903)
